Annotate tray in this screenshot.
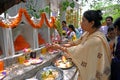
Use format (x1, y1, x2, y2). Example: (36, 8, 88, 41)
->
(53, 57, 74, 70)
(36, 66, 63, 80)
(29, 58, 43, 65)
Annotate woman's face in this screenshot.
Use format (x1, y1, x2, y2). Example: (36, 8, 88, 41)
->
(81, 16, 93, 32)
(108, 30, 115, 39)
(114, 27, 120, 36)
(68, 27, 72, 31)
(62, 22, 66, 27)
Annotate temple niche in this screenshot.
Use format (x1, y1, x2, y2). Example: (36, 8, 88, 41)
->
(10, 15, 39, 54)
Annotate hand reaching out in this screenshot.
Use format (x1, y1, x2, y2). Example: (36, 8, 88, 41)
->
(46, 43, 71, 58)
(46, 43, 61, 51)
(46, 43, 68, 52)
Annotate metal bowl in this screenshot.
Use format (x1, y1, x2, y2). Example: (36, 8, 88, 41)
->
(53, 58, 74, 70)
(36, 66, 63, 80)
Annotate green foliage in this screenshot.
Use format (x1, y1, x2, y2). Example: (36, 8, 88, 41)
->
(89, 0, 120, 23)
(101, 4, 120, 22)
(44, 6, 51, 13)
(25, 0, 51, 19)
(62, 0, 75, 11)
(25, 0, 39, 18)
(62, 0, 69, 11)
(90, 0, 113, 9)
(39, 9, 44, 15)
(39, 6, 51, 15)
(70, 2, 75, 8)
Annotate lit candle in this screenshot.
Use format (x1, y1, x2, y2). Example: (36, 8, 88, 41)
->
(0, 60, 4, 71)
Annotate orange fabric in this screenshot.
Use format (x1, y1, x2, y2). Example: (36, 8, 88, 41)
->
(38, 33, 45, 45)
(14, 35, 30, 51)
(0, 61, 4, 71)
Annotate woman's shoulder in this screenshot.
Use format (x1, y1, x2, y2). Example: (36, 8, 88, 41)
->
(88, 31, 106, 43)
(91, 31, 106, 38)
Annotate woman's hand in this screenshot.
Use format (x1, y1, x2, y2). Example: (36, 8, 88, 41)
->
(46, 43, 68, 52)
(46, 43, 71, 56)
(46, 43, 61, 51)
(51, 43, 61, 50)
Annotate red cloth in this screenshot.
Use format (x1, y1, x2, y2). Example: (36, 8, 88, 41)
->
(38, 33, 45, 45)
(14, 35, 30, 51)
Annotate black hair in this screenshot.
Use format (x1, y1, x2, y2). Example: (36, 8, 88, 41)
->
(68, 24, 76, 33)
(113, 17, 120, 31)
(106, 16, 113, 21)
(62, 21, 66, 24)
(83, 10, 103, 29)
(107, 27, 114, 33)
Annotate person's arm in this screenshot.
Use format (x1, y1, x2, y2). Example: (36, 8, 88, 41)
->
(50, 43, 68, 52)
(46, 43, 70, 56)
(61, 31, 87, 48)
(62, 41, 75, 47)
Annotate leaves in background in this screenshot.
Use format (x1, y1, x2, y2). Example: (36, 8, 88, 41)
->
(62, 0, 75, 11)
(70, 2, 75, 8)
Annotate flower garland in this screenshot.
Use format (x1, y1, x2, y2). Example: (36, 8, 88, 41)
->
(35, 13, 45, 28)
(23, 8, 37, 28)
(0, 8, 56, 29)
(0, 21, 8, 28)
(9, 8, 23, 28)
(44, 14, 56, 28)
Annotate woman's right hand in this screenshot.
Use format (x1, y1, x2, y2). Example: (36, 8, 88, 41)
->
(46, 43, 61, 51)
(46, 43, 69, 54)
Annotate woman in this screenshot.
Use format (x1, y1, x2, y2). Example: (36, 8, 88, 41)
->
(62, 21, 68, 33)
(67, 24, 77, 41)
(111, 17, 120, 80)
(48, 10, 111, 80)
(106, 27, 115, 53)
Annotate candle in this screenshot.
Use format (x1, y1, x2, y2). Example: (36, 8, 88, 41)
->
(0, 60, 4, 71)
(41, 47, 47, 55)
(18, 55, 25, 64)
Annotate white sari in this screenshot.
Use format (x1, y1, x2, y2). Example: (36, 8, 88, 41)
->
(67, 31, 111, 80)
